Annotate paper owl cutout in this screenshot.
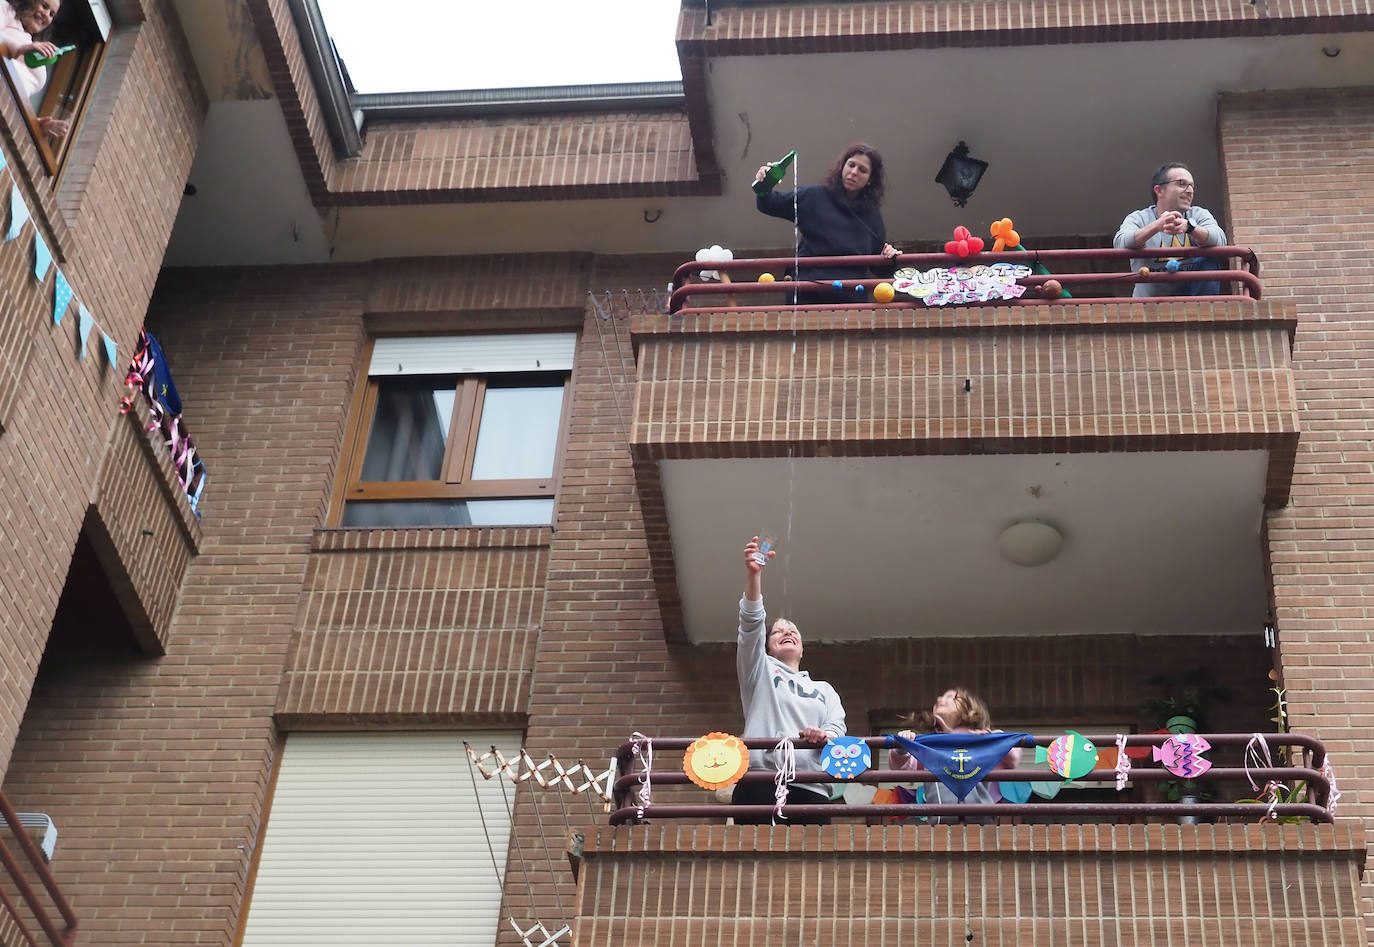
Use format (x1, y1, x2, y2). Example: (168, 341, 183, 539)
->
(683, 732, 749, 790)
(821, 736, 871, 780)
(1035, 731, 1099, 780)
(1153, 733, 1212, 779)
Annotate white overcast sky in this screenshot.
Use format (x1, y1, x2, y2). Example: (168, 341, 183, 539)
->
(319, 0, 683, 93)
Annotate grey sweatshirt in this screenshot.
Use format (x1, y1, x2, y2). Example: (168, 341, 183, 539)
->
(737, 596, 846, 797)
(1113, 204, 1226, 297)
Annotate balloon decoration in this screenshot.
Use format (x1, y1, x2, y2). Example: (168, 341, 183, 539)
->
(820, 736, 872, 780)
(944, 225, 985, 258)
(987, 217, 1071, 299)
(990, 217, 1020, 252)
(682, 732, 749, 791)
(694, 244, 733, 281)
(758, 272, 775, 283)
(873, 282, 895, 303)
(1153, 733, 1212, 779)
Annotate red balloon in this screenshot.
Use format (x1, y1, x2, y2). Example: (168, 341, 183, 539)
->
(944, 240, 959, 255)
(952, 226, 971, 241)
(967, 236, 985, 253)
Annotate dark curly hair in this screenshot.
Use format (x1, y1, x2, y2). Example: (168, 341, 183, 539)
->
(823, 142, 886, 216)
(11, 0, 57, 41)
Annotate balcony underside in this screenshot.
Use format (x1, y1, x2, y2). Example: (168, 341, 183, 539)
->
(630, 299, 1298, 644)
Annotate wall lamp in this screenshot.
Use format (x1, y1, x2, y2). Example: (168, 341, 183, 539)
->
(934, 141, 988, 207)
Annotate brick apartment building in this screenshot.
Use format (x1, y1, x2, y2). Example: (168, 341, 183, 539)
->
(0, 1, 1371, 944)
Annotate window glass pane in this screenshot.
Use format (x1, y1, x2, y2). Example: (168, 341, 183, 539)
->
(470, 382, 564, 480)
(360, 377, 456, 482)
(341, 498, 553, 528)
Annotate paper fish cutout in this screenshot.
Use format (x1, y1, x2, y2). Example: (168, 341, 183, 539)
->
(1153, 733, 1212, 779)
(1036, 731, 1099, 780)
(683, 732, 749, 790)
(821, 736, 871, 780)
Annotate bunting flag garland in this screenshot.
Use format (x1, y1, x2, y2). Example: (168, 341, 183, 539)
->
(0, 157, 202, 511)
(6, 183, 28, 241)
(32, 231, 50, 281)
(53, 269, 73, 325)
(120, 330, 205, 514)
(77, 304, 92, 359)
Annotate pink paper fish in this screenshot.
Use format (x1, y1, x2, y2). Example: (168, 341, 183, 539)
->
(1152, 733, 1212, 779)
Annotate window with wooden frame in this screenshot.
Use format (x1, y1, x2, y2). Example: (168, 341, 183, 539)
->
(332, 333, 575, 528)
(0, 0, 110, 175)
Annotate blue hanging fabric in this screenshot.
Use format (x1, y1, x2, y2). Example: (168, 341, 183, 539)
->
(887, 731, 1032, 801)
(143, 332, 182, 415)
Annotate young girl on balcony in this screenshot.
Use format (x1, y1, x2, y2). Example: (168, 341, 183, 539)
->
(753, 142, 901, 304)
(0, 0, 70, 138)
(888, 687, 1023, 821)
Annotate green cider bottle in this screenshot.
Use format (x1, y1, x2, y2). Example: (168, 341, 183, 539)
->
(24, 45, 76, 69)
(752, 150, 797, 196)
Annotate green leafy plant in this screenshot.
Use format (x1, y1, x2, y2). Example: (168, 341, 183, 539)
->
(1139, 666, 1232, 732)
(1236, 780, 1307, 823)
(1157, 778, 1213, 803)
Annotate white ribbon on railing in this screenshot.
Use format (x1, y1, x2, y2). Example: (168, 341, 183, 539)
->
(1321, 756, 1341, 815)
(772, 737, 796, 823)
(1114, 734, 1131, 791)
(630, 732, 653, 820)
(1243, 732, 1273, 792)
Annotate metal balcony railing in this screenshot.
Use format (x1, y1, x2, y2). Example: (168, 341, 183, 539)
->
(610, 732, 1332, 827)
(668, 246, 1260, 313)
(0, 790, 76, 946)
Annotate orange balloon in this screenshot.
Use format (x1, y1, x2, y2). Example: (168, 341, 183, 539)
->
(758, 272, 775, 283)
(874, 282, 895, 303)
(1042, 279, 1063, 299)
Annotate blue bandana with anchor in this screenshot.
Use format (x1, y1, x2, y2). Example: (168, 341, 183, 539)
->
(886, 732, 1032, 801)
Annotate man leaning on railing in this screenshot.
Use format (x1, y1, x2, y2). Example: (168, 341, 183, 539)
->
(1114, 162, 1226, 297)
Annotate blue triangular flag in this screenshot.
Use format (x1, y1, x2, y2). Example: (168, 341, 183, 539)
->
(33, 232, 51, 282)
(53, 270, 73, 325)
(6, 184, 29, 242)
(76, 304, 93, 359)
(100, 331, 116, 365)
(887, 732, 1031, 801)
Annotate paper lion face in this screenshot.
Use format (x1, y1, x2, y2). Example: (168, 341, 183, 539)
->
(821, 736, 871, 779)
(683, 732, 749, 790)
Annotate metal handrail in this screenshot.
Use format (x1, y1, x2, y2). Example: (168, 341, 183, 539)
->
(610, 732, 1330, 827)
(667, 246, 1262, 313)
(0, 790, 77, 947)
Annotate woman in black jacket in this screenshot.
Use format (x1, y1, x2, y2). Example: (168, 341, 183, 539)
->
(754, 142, 901, 304)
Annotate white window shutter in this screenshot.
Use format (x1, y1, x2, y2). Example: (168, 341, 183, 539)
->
(369, 333, 576, 377)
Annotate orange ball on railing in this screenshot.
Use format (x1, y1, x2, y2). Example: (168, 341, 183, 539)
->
(873, 282, 895, 303)
(758, 273, 775, 283)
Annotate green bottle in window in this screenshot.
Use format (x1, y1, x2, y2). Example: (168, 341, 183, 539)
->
(24, 44, 76, 68)
(752, 150, 796, 196)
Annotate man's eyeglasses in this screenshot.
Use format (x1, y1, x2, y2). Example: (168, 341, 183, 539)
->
(1163, 179, 1196, 190)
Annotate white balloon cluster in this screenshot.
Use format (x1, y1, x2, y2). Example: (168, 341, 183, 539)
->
(695, 244, 734, 281)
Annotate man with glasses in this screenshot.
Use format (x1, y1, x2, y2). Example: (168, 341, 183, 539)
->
(1114, 162, 1225, 296)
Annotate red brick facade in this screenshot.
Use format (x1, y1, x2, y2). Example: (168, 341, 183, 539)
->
(0, 4, 1370, 947)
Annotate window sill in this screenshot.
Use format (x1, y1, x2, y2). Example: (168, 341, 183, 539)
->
(311, 524, 553, 552)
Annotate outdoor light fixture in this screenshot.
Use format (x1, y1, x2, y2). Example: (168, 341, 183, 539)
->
(934, 141, 988, 207)
(998, 520, 1063, 567)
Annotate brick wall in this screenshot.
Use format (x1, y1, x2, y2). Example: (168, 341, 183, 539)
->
(1223, 86, 1374, 937)
(574, 823, 1368, 944)
(0, 0, 203, 773)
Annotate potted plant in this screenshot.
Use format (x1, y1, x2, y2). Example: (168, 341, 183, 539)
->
(1140, 667, 1232, 821)
(1139, 666, 1231, 734)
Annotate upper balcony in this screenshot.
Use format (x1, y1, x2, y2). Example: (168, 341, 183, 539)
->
(628, 248, 1298, 644)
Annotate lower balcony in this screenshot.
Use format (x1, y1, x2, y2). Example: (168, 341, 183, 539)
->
(0, 789, 75, 947)
(566, 731, 1363, 944)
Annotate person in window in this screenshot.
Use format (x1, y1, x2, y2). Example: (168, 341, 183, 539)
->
(888, 686, 1022, 822)
(754, 142, 901, 304)
(1113, 162, 1225, 296)
(0, 0, 69, 138)
(732, 536, 846, 825)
